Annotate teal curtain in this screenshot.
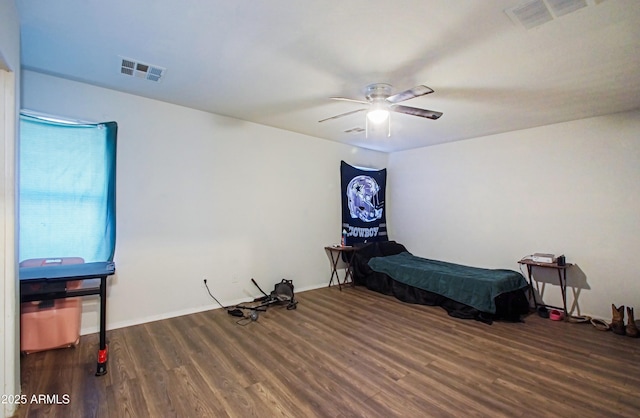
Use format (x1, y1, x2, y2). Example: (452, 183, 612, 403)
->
(19, 114, 117, 263)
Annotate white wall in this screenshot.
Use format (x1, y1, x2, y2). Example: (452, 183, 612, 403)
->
(388, 110, 640, 321)
(0, 1, 20, 417)
(21, 70, 388, 333)
(19, 67, 640, 336)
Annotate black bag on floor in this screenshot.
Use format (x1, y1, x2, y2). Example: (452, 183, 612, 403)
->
(272, 279, 297, 309)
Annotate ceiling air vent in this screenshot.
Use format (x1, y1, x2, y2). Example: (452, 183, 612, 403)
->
(546, 0, 587, 17)
(506, 0, 553, 29)
(345, 127, 365, 134)
(119, 57, 166, 82)
(506, 0, 595, 29)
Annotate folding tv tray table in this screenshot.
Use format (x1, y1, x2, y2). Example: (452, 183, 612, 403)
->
(19, 261, 116, 376)
(324, 245, 359, 291)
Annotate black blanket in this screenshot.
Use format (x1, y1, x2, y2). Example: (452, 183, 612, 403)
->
(351, 241, 530, 324)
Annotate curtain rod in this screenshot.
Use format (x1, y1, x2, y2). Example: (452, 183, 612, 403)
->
(20, 109, 99, 125)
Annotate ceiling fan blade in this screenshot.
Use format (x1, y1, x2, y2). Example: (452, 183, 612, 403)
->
(391, 105, 443, 120)
(386, 85, 434, 104)
(330, 97, 370, 105)
(318, 108, 367, 123)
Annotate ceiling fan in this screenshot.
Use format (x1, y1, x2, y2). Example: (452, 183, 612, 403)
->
(319, 83, 443, 136)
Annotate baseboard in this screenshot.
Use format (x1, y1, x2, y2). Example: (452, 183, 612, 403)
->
(80, 283, 328, 335)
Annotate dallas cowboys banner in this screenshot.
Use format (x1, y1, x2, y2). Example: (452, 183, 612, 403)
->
(340, 161, 388, 246)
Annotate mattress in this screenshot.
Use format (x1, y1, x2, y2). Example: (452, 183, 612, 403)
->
(368, 252, 529, 314)
(351, 241, 530, 323)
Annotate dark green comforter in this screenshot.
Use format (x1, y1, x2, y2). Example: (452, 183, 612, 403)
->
(368, 252, 528, 314)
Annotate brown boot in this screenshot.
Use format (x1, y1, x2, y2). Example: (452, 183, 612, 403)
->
(611, 304, 626, 335)
(626, 307, 639, 338)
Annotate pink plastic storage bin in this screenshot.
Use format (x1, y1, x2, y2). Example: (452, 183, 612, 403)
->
(20, 257, 84, 354)
(20, 298, 82, 353)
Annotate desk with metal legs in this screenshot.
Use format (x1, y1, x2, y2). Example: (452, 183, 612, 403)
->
(20, 261, 115, 376)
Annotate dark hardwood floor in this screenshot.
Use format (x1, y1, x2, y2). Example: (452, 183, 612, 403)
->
(13, 286, 640, 417)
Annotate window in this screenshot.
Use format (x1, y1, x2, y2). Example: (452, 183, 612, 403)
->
(19, 113, 117, 263)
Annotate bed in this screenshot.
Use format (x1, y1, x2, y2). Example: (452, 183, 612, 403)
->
(351, 241, 530, 324)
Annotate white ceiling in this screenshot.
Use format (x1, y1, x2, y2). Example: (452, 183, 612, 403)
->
(15, 0, 640, 152)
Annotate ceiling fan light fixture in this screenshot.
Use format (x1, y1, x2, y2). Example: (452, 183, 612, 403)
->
(320, 83, 441, 139)
(366, 102, 391, 138)
(367, 108, 390, 124)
